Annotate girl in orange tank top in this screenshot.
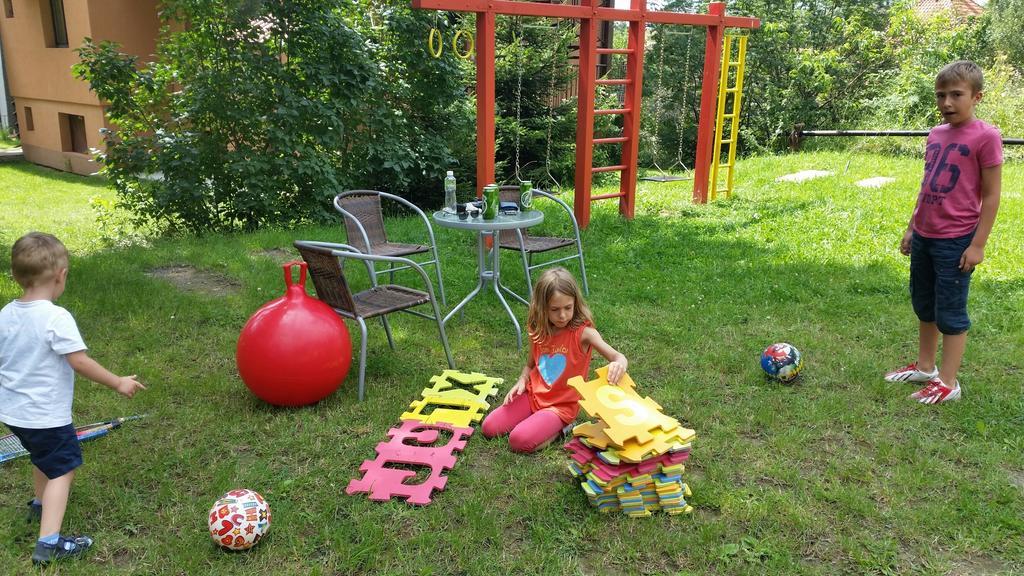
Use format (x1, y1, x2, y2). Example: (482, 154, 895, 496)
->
(481, 267, 628, 453)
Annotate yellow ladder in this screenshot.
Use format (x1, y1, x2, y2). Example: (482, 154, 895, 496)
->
(709, 34, 748, 200)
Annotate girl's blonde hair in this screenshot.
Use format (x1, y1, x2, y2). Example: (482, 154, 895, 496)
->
(527, 267, 592, 344)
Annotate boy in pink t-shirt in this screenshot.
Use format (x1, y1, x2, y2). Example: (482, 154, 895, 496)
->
(884, 61, 1003, 404)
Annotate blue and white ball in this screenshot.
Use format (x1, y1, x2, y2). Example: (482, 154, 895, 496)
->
(760, 343, 803, 383)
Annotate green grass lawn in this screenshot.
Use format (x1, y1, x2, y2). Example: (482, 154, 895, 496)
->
(1, 153, 1022, 575)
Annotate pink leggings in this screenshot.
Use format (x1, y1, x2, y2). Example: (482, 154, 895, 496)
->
(481, 392, 566, 453)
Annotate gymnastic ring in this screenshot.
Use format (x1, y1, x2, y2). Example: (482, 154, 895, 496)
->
(453, 29, 474, 60)
(428, 28, 443, 58)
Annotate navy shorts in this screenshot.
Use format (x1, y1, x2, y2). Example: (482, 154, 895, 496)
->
(5, 423, 82, 479)
(910, 230, 975, 335)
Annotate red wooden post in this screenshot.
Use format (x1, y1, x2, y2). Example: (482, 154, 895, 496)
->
(691, 2, 725, 204)
(476, 12, 496, 197)
(574, 0, 597, 228)
(618, 4, 645, 219)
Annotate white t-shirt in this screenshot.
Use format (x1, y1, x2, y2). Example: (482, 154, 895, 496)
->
(0, 300, 87, 428)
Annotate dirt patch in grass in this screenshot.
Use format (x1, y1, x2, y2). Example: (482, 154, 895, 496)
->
(1007, 469, 1024, 493)
(146, 265, 240, 297)
(945, 555, 1011, 575)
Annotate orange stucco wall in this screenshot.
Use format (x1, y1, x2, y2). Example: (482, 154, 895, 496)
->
(17, 97, 105, 173)
(0, 0, 159, 175)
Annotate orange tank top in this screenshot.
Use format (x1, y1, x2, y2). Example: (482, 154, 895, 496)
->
(527, 321, 594, 424)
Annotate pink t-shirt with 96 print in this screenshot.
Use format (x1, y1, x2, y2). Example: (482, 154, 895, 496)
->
(913, 119, 1003, 239)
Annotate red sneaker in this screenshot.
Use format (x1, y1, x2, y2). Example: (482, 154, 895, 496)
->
(909, 378, 961, 404)
(884, 362, 938, 383)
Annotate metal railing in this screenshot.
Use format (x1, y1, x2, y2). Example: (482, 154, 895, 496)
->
(790, 126, 1024, 149)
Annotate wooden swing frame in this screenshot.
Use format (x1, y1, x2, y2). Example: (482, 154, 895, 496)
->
(411, 0, 760, 227)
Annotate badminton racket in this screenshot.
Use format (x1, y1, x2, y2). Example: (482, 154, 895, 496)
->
(0, 415, 147, 465)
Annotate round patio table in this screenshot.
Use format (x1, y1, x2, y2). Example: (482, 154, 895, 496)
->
(432, 209, 544, 351)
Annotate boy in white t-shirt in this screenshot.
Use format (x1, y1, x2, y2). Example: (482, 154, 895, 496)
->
(0, 232, 145, 565)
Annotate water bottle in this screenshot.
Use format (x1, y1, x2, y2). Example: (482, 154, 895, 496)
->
(443, 170, 457, 215)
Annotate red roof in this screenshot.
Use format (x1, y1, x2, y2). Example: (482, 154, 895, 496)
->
(915, 0, 985, 17)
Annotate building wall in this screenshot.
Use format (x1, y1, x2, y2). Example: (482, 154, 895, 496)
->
(17, 97, 103, 173)
(0, 0, 159, 174)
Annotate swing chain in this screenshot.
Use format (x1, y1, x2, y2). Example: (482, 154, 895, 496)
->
(674, 28, 694, 169)
(649, 26, 667, 167)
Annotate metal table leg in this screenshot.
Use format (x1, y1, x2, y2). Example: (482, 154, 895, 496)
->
(443, 231, 487, 325)
(486, 231, 523, 351)
(443, 230, 525, 351)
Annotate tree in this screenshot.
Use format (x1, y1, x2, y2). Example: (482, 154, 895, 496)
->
(988, 0, 1024, 71)
(75, 0, 475, 232)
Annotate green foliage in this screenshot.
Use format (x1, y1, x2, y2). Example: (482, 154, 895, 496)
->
(0, 128, 19, 149)
(736, 0, 911, 149)
(977, 54, 1024, 156)
(989, 0, 1024, 69)
(648, 0, 1022, 157)
(862, 4, 992, 131)
(74, 0, 475, 233)
(69, 0, 1022, 232)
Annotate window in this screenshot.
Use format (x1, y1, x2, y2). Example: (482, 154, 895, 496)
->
(41, 0, 68, 48)
(50, 0, 68, 47)
(59, 113, 88, 153)
(24, 107, 34, 131)
(3, 0, 13, 19)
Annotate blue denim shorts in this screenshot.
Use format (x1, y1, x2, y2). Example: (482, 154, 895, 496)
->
(4, 423, 82, 479)
(910, 230, 975, 335)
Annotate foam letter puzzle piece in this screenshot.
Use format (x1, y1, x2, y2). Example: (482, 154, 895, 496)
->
(401, 370, 502, 427)
(606, 427, 696, 463)
(570, 366, 682, 447)
(425, 369, 502, 401)
(571, 420, 613, 449)
(345, 420, 474, 505)
(418, 370, 501, 410)
(401, 395, 490, 428)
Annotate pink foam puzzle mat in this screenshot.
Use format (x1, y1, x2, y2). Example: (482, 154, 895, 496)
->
(346, 420, 474, 506)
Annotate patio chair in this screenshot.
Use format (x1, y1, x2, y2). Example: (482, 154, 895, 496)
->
(333, 190, 447, 306)
(497, 185, 590, 296)
(294, 240, 455, 402)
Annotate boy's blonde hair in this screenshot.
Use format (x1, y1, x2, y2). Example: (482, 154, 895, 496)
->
(936, 60, 984, 93)
(527, 267, 593, 344)
(11, 232, 68, 289)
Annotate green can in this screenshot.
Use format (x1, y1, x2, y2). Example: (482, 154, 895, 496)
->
(483, 184, 499, 220)
(519, 180, 533, 209)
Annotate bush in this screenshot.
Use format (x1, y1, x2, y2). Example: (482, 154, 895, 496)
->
(74, 0, 475, 233)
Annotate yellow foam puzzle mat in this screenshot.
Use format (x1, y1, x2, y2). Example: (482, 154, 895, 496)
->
(570, 367, 683, 447)
(421, 369, 501, 408)
(400, 370, 502, 427)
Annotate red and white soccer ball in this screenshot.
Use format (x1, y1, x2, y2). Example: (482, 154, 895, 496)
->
(207, 488, 271, 551)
